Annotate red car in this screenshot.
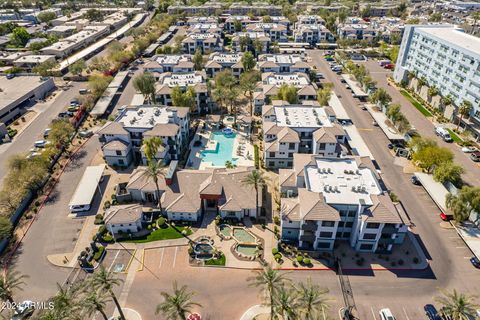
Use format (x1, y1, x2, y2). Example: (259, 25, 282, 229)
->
(384, 63, 394, 69)
(440, 212, 453, 221)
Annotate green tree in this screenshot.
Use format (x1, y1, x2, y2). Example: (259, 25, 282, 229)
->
(413, 146, 453, 173)
(32, 60, 57, 77)
(171, 86, 196, 112)
(446, 187, 480, 222)
(241, 51, 256, 72)
(192, 49, 203, 71)
(274, 286, 299, 320)
(0, 217, 12, 240)
(457, 100, 472, 130)
(37, 11, 57, 24)
(89, 267, 125, 320)
(44, 283, 82, 319)
(408, 136, 437, 153)
(10, 27, 31, 47)
(68, 59, 86, 76)
(248, 265, 290, 319)
(435, 289, 479, 320)
(386, 103, 401, 123)
(133, 72, 156, 104)
(429, 12, 442, 22)
(240, 70, 260, 115)
(88, 74, 112, 98)
(317, 87, 332, 106)
(49, 119, 74, 147)
(297, 278, 331, 320)
(428, 85, 439, 100)
(242, 169, 267, 223)
(225, 160, 236, 169)
(417, 76, 427, 92)
(369, 88, 391, 107)
(155, 281, 201, 320)
(142, 160, 165, 211)
(433, 162, 464, 185)
(83, 9, 104, 22)
(143, 136, 163, 164)
(275, 84, 298, 104)
(0, 271, 27, 306)
(441, 95, 453, 109)
(0, 187, 26, 215)
(81, 290, 111, 320)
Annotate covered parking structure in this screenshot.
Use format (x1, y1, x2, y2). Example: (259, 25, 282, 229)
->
(69, 165, 105, 213)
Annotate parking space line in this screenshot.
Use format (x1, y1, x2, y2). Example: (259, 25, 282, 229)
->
(456, 246, 467, 249)
(108, 250, 120, 272)
(403, 307, 411, 320)
(371, 307, 377, 320)
(159, 248, 165, 268)
(172, 247, 178, 268)
(464, 256, 472, 259)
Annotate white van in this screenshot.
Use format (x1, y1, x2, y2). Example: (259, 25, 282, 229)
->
(379, 59, 391, 66)
(379, 308, 396, 320)
(435, 127, 453, 142)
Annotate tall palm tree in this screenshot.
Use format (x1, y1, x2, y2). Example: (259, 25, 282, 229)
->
(441, 95, 453, 110)
(456, 100, 473, 130)
(81, 290, 111, 320)
(435, 289, 479, 320)
(247, 265, 290, 319)
(274, 286, 299, 320)
(90, 266, 126, 320)
(296, 278, 331, 320)
(142, 160, 165, 212)
(241, 169, 267, 217)
(43, 283, 83, 320)
(0, 270, 27, 305)
(417, 76, 427, 92)
(156, 281, 201, 320)
(427, 85, 439, 100)
(143, 136, 163, 164)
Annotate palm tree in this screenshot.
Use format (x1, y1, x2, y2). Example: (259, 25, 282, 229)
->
(0, 270, 27, 305)
(274, 286, 299, 320)
(435, 289, 479, 320)
(427, 85, 439, 101)
(81, 290, 111, 320)
(441, 95, 453, 110)
(142, 160, 165, 212)
(296, 278, 331, 320)
(156, 281, 201, 320)
(90, 266, 126, 320)
(143, 136, 163, 164)
(225, 160, 236, 169)
(456, 100, 472, 130)
(417, 76, 427, 92)
(241, 169, 267, 217)
(247, 265, 290, 319)
(47, 283, 83, 320)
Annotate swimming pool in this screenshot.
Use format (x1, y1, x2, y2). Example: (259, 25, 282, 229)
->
(200, 132, 237, 167)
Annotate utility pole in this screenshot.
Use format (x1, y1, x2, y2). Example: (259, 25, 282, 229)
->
(335, 258, 358, 320)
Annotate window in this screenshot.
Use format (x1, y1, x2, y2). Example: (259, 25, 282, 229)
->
(317, 242, 331, 249)
(339, 210, 347, 216)
(321, 221, 335, 227)
(269, 161, 275, 167)
(118, 159, 124, 165)
(366, 222, 380, 229)
(319, 231, 333, 238)
(319, 143, 326, 150)
(116, 150, 122, 156)
(359, 243, 374, 250)
(287, 161, 293, 167)
(345, 222, 353, 228)
(288, 143, 295, 150)
(269, 152, 275, 157)
(338, 221, 345, 227)
(363, 233, 377, 240)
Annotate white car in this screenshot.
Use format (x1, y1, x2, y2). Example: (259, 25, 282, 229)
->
(34, 140, 51, 148)
(379, 308, 396, 320)
(461, 146, 479, 153)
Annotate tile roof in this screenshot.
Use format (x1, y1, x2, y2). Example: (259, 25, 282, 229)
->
(298, 188, 340, 221)
(104, 204, 143, 225)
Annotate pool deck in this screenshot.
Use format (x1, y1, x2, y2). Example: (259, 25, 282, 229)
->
(186, 121, 254, 170)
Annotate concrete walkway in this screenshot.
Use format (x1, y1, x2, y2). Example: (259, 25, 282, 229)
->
(240, 305, 269, 320)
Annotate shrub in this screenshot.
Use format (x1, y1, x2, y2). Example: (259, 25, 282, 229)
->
(98, 225, 107, 235)
(93, 246, 105, 261)
(34, 200, 41, 206)
(95, 214, 103, 219)
(157, 217, 166, 227)
(102, 233, 113, 242)
(147, 224, 152, 230)
(274, 253, 282, 261)
(272, 248, 279, 255)
(273, 216, 280, 226)
(254, 145, 260, 169)
(303, 258, 311, 265)
(103, 200, 111, 209)
(296, 255, 303, 263)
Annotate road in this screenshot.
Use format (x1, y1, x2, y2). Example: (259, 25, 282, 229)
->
(308, 49, 479, 319)
(359, 59, 480, 186)
(0, 81, 87, 185)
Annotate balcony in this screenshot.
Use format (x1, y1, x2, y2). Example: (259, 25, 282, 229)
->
(301, 223, 317, 232)
(300, 232, 316, 242)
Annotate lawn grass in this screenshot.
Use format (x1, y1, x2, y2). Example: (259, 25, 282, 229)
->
(400, 90, 432, 117)
(446, 128, 462, 143)
(125, 225, 192, 243)
(205, 253, 226, 266)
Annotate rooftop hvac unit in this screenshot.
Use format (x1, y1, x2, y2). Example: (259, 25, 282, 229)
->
(328, 168, 332, 173)
(329, 185, 333, 192)
(356, 185, 362, 192)
(351, 186, 356, 192)
(324, 184, 329, 192)
(361, 186, 366, 192)
(356, 169, 360, 175)
(334, 186, 339, 192)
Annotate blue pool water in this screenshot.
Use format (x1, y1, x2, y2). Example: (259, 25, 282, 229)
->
(201, 132, 237, 166)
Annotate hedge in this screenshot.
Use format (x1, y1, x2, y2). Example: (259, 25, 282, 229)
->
(254, 144, 260, 169)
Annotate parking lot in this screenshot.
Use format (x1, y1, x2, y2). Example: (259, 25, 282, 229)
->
(103, 248, 136, 273)
(142, 246, 190, 272)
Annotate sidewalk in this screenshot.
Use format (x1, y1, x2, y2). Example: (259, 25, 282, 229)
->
(452, 222, 480, 260)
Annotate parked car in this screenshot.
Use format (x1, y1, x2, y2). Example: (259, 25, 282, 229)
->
(383, 63, 395, 69)
(34, 140, 50, 148)
(379, 308, 396, 320)
(6, 73, 15, 79)
(67, 106, 79, 112)
(70, 100, 80, 107)
(470, 257, 480, 269)
(78, 130, 93, 138)
(424, 304, 439, 320)
(410, 175, 421, 185)
(435, 127, 453, 142)
(372, 120, 378, 126)
(461, 146, 479, 153)
(79, 89, 90, 95)
(440, 212, 453, 221)
(12, 300, 35, 320)
(469, 151, 480, 162)
(43, 128, 51, 138)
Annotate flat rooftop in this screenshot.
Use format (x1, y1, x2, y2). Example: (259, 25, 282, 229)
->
(116, 106, 177, 129)
(305, 157, 381, 205)
(155, 54, 189, 65)
(263, 54, 303, 64)
(235, 32, 268, 39)
(0, 76, 50, 112)
(188, 33, 218, 40)
(161, 72, 203, 87)
(264, 73, 310, 86)
(419, 26, 480, 54)
(273, 105, 333, 128)
(212, 53, 242, 63)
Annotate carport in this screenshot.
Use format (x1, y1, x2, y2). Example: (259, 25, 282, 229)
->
(69, 165, 105, 213)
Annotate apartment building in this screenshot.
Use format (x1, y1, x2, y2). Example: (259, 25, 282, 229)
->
(257, 54, 311, 74)
(97, 105, 190, 167)
(262, 100, 346, 168)
(155, 71, 210, 113)
(245, 23, 288, 42)
(182, 33, 223, 54)
(40, 25, 109, 58)
(294, 24, 335, 45)
(254, 72, 318, 111)
(144, 55, 193, 76)
(294, 2, 348, 12)
(280, 155, 408, 252)
(337, 17, 376, 41)
(295, 15, 326, 27)
(232, 32, 271, 53)
(124, 166, 260, 221)
(186, 17, 218, 26)
(167, 3, 223, 16)
(224, 16, 254, 33)
(393, 25, 480, 139)
(205, 52, 243, 77)
(228, 2, 282, 16)
(187, 23, 223, 35)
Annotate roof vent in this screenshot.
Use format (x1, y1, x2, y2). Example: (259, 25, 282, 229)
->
(324, 184, 329, 192)
(351, 186, 356, 192)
